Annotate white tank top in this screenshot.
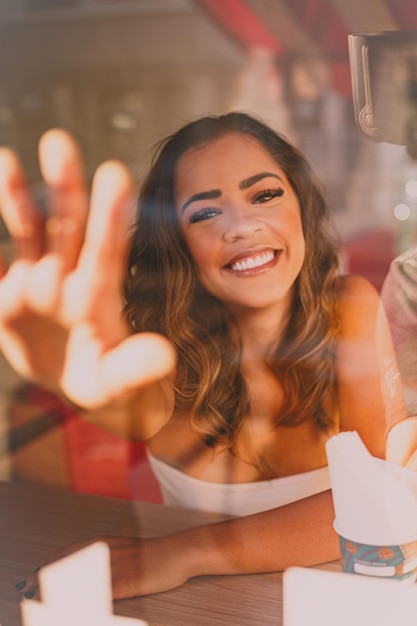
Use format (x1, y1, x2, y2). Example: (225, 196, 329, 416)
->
(146, 450, 331, 516)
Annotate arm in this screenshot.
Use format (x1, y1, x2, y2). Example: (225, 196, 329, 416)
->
(168, 489, 338, 580)
(21, 489, 339, 599)
(0, 130, 176, 440)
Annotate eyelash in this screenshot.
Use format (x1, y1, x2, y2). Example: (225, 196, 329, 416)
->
(253, 188, 284, 203)
(189, 207, 221, 224)
(188, 188, 284, 223)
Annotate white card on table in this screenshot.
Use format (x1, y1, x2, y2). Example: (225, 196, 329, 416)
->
(21, 541, 148, 626)
(284, 566, 417, 626)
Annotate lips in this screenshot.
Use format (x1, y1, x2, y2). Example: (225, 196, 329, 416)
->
(224, 248, 280, 274)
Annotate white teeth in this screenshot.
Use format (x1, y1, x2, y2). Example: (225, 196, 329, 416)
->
(230, 251, 274, 272)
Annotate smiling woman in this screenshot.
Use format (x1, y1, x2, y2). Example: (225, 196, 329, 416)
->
(126, 114, 340, 454)
(0, 112, 407, 600)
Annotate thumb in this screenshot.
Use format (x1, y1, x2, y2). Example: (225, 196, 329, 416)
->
(99, 332, 177, 397)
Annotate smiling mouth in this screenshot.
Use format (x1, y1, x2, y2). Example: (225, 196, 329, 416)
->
(225, 249, 279, 273)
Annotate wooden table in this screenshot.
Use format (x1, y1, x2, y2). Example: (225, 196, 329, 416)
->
(0, 480, 339, 626)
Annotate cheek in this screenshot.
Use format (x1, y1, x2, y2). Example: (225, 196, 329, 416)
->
(290, 210, 305, 242)
(183, 229, 218, 272)
(182, 233, 216, 274)
(272, 208, 304, 241)
(283, 211, 306, 265)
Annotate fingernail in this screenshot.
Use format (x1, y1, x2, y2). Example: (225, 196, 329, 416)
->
(15, 580, 26, 591)
(24, 590, 36, 600)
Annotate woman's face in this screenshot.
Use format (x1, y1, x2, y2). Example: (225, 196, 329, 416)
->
(174, 133, 306, 316)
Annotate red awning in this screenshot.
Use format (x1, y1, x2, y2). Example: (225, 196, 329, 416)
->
(194, 0, 417, 96)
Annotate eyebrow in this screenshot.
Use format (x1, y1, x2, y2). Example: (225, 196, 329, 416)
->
(239, 172, 283, 190)
(180, 172, 283, 214)
(181, 189, 221, 214)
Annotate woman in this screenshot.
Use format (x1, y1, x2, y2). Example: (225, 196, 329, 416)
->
(0, 113, 405, 599)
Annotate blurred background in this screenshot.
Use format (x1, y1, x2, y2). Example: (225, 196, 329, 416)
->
(0, 0, 416, 498)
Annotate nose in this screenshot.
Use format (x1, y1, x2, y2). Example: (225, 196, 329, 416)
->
(222, 208, 263, 243)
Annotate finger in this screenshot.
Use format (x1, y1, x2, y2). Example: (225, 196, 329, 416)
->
(0, 260, 30, 319)
(23, 588, 40, 601)
(82, 159, 135, 270)
(63, 160, 135, 335)
(16, 568, 40, 596)
(99, 333, 177, 395)
(0, 148, 44, 261)
(38, 129, 88, 271)
(24, 255, 64, 315)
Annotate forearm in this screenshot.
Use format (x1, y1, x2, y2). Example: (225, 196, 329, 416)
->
(19, 491, 340, 600)
(176, 490, 339, 579)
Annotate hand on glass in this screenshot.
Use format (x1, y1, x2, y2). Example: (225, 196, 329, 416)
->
(0, 130, 176, 410)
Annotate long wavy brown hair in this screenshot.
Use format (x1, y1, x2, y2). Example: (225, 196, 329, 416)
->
(124, 112, 341, 452)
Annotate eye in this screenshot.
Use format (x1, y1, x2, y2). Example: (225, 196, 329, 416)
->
(189, 207, 221, 224)
(253, 188, 284, 203)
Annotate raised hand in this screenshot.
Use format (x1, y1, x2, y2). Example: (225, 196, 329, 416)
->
(0, 130, 176, 413)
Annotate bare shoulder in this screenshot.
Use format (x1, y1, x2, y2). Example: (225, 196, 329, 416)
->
(337, 274, 381, 335)
(338, 273, 380, 305)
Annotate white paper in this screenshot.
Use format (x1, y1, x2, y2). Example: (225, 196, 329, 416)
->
(325, 431, 417, 545)
(284, 567, 417, 626)
(21, 542, 148, 626)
